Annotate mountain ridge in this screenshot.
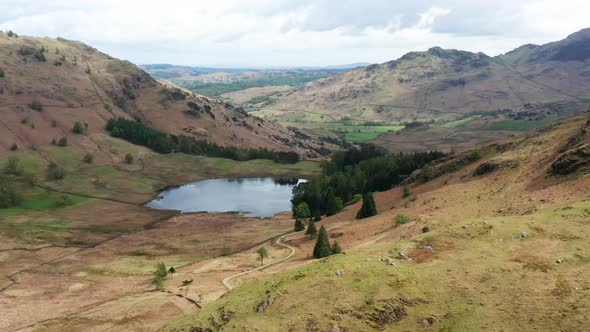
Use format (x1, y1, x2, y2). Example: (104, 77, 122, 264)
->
(0, 33, 336, 157)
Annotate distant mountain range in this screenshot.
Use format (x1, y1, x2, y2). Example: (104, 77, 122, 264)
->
(254, 28, 590, 152)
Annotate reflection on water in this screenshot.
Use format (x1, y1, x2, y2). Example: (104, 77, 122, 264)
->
(146, 178, 305, 218)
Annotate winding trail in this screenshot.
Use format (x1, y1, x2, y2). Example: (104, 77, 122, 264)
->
(222, 232, 299, 290)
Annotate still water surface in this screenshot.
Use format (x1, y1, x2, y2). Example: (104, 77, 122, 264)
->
(146, 178, 304, 218)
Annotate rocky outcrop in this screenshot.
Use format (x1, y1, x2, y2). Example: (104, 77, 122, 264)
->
(473, 158, 519, 176)
(551, 144, 590, 175)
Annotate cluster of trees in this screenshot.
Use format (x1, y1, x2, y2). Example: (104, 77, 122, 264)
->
(106, 118, 300, 164)
(0, 157, 30, 208)
(313, 225, 342, 258)
(291, 145, 445, 217)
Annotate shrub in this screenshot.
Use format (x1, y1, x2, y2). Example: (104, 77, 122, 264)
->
(51, 120, 58, 127)
(152, 262, 168, 290)
(256, 247, 268, 266)
(10, 143, 18, 151)
(4, 157, 24, 176)
(402, 185, 411, 197)
(313, 216, 322, 222)
(83, 154, 94, 164)
(29, 101, 43, 112)
(34, 50, 46, 62)
(347, 194, 363, 206)
(221, 247, 232, 256)
(295, 202, 310, 219)
(53, 194, 74, 208)
(395, 214, 410, 225)
(7, 30, 17, 38)
(57, 137, 68, 147)
(0, 177, 23, 208)
(72, 121, 85, 134)
(422, 227, 430, 233)
(0, 67, 4, 78)
(468, 150, 481, 162)
(47, 162, 65, 180)
(125, 153, 134, 164)
(51, 138, 57, 145)
(331, 241, 342, 254)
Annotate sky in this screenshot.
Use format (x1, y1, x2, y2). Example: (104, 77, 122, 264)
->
(1, 0, 589, 67)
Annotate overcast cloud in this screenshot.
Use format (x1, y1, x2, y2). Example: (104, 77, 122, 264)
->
(1, 0, 588, 67)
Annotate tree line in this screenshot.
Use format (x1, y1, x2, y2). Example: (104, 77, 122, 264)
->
(291, 145, 445, 217)
(106, 118, 300, 163)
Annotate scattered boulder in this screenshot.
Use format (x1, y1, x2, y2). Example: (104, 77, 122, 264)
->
(398, 252, 413, 261)
(335, 269, 345, 277)
(419, 317, 436, 328)
(256, 295, 275, 313)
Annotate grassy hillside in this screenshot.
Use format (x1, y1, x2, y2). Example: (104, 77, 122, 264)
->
(163, 114, 590, 331)
(0, 32, 337, 159)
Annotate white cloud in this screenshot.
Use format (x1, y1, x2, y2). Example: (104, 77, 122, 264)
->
(0, 0, 588, 66)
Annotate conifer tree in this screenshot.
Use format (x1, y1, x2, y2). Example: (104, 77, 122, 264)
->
(356, 192, 377, 219)
(331, 241, 342, 254)
(324, 188, 343, 216)
(313, 226, 332, 258)
(294, 218, 305, 231)
(305, 221, 317, 239)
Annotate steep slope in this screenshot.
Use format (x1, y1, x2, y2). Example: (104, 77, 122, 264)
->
(0, 33, 334, 157)
(257, 29, 590, 151)
(164, 113, 590, 331)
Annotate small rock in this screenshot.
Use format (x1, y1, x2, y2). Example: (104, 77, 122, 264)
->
(419, 317, 436, 327)
(520, 232, 529, 238)
(399, 252, 413, 261)
(556, 259, 564, 264)
(335, 269, 344, 277)
(330, 325, 342, 332)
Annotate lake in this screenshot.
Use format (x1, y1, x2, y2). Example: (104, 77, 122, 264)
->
(146, 178, 305, 218)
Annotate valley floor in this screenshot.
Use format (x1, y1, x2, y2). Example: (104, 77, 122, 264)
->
(0, 134, 320, 331)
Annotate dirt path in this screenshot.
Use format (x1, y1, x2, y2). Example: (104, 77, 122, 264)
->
(222, 232, 299, 290)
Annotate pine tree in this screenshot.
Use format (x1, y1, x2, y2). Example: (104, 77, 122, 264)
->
(313, 226, 332, 259)
(294, 218, 305, 231)
(324, 188, 343, 216)
(356, 192, 377, 219)
(305, 221, 317, 239)
(331, 241, 342, 254)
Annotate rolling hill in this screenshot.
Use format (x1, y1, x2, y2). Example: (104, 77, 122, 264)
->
(0, 33, 337, 159)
